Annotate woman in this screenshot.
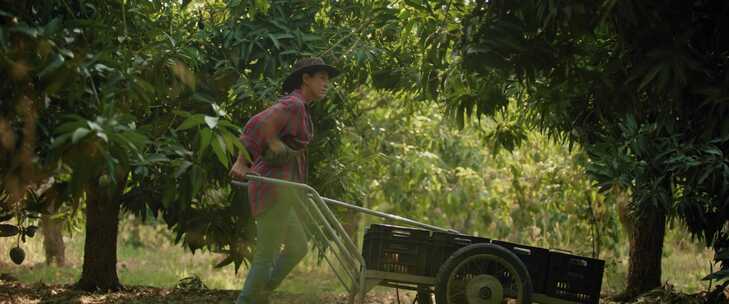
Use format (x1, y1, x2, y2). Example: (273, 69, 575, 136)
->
(229, 57, 339, 304)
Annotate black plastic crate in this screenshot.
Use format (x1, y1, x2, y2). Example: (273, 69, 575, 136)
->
(362, 224, 432, 276)
(428, 232, 490, 276)
(492, 240, 550, 293)
(544, 251, 605, 304)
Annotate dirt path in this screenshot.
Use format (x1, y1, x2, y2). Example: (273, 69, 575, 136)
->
(1, 281, 726, 304)
(0, 282, 414, 304)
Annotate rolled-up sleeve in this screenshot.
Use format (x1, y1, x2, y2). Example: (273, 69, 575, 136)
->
(238, 92, 312, 217)
(243, 97, 310, 155)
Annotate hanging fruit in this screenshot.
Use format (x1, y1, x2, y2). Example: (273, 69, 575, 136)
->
(9, 246, 25, 265)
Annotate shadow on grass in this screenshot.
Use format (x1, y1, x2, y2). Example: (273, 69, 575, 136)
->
(0, 282, 232, 304)
(0, 282, 396, 304)
(4, 281, 726, 304)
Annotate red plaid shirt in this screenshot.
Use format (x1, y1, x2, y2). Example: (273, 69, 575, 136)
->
(240, 90, 313, 217)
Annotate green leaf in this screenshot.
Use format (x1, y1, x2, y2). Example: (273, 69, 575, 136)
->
(134, 78, 155, 94)
(404, 0, 429, 11)
(177, 114, 205, 130)
(87, 121, 103, 132)
(214, 254, 235, 268)
(638, 64, 663, 91)
(234, 258, 243, 274)
(111, 135, 143, 157)
(72, 128, 91, 143)
(271, 33, 294, 41)
(59, 48, 74, 58)
(94, 63, 114, 73)
(96, 131, 108, 143)
(254, 0, 270, 14)
(279, 50, 299, 57)
(38, 54, 66, 78)
(190, 165, 204, 198)
(301, 34, 320, 42)
(44, 18, 62, 34)
(717, 248, 729, 261)
(0, 212, 14, 222)
(211, 104, 227, 117)
(268, 33, 281, 49)
(55, 120, 86, 135)
(173, 110, 192, 118)
(144, 154, 169, 163)
(198, 128, 213, 157)
(162, 180, 176, 208)
(204, 116, 219, 129)
(698, 168, 713, 184)
(192, 93, 214, 104)
(269, 20, 288, 32)
(0, 224, 19, 237)
(222, 136, 242, 159)
(120, 131, 148, 148)
(211, 134, 229, 168)
(50, 133, 72, 149)
(218, 120, 241, 132)
(61, 114, 87, 123)
(704, 146, 722, 157)
(174, 161, 193, 178)
(10, 25, 39, 38)
(220, 129, 245, 154)
(702, 269, 729, 281)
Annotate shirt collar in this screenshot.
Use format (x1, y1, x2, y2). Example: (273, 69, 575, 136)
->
(291, 89, 312, 105)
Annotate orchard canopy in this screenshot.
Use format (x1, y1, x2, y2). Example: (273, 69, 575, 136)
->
(0, 0, 728, 299)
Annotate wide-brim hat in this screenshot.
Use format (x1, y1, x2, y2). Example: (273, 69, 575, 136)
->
(282, 57, 340, 94)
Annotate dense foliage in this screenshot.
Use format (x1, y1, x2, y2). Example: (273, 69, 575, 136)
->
(454, 0, 729, 291)
(329, 90, 622, 257)
(1, 0, 727, 296)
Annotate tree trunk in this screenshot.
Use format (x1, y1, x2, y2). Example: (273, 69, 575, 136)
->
(76, 178, 124, 292)
(40, 212, 65, 266)
(342, 207, 360, 245)
(623, 207, 666, 298)
(38, 181, 66, 266)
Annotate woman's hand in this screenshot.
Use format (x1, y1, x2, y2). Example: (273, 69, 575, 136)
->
(263, 138, 301, 165)
(268, 138, 288, 155)
(229, 158, 252, 181)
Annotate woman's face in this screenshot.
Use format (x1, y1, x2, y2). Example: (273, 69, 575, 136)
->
(302, 71, 330, 101)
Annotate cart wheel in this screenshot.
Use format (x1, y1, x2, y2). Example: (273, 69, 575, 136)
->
(435, 243, 533, 304)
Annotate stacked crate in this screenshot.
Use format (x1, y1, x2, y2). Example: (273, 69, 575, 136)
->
(362, 224, 605, 304)
(362, 224, 431, 276)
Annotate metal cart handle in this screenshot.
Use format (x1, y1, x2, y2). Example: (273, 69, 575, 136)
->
(231, 175, 458, 234)
(232, 174, 459, 304)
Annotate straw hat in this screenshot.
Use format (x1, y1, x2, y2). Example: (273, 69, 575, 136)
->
(282, 57, 340, 94)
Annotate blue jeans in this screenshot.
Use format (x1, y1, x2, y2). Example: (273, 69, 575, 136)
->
(236, 191, 309, 304)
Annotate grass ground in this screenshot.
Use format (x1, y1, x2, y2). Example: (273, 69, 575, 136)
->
(0, 215, 418, 303)
(0, 214, 722, 303)
(600, 229, 718, 295)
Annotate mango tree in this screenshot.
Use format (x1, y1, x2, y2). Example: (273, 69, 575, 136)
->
(2, 0, 254, 290)
(0, 0, 391, 291)
(453, 0, 729, 298)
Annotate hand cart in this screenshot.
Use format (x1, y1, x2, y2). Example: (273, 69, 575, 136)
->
(233, 175, 604, 304)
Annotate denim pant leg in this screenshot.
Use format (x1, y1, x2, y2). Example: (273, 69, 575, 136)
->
(236, 199, 288, 304)
(267, 208, 309, 290)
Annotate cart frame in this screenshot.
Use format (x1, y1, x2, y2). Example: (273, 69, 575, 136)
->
(232, 175, 597, 304)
